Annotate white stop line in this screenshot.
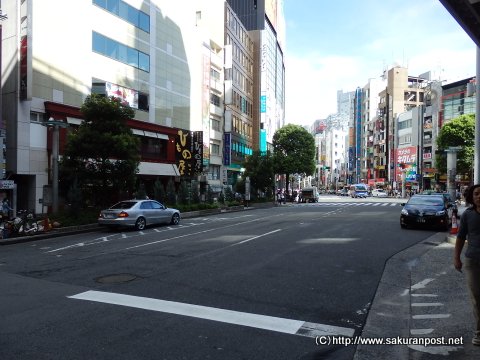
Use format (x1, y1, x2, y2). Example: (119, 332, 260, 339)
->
(69, 290, 355, 338)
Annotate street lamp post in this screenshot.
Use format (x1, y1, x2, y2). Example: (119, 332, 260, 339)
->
(44, 118, 68, 213)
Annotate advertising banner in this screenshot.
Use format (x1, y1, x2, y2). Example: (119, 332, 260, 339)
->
(176, 130, 203, 177)
(395, 146, 417, 182)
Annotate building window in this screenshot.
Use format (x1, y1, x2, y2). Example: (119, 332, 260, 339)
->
(210, 68, 220, 81)
(92, 31, 150, 72)
(30, 112, 44, 123)
(208, 165, 220, 180)
(211, 143, 220, 155)
(211, 118, 221, 131)
(93, 0, 150, 33)
(398, 119, 412, 130)
(138, 136, 167, 160)
(210, 94, 221, 106)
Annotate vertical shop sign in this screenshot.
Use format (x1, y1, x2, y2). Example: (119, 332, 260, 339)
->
(223, 133, 231, 166)
(176, 129, 203, 177)
(19, 0, 31, 100)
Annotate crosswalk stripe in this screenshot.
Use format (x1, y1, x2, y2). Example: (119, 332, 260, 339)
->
(295, 202, 400, 207)
(69, 290, 355, 338)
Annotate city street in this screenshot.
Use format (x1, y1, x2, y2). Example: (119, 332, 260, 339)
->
(0, 197, 441, 360)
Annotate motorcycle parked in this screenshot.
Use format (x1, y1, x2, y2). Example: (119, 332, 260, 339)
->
(1, 210, 44, 238)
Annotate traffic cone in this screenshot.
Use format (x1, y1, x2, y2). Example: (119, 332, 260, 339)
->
(450, 214, 458, 235)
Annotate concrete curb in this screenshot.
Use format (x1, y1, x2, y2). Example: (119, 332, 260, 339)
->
(353, 232, 447, 360)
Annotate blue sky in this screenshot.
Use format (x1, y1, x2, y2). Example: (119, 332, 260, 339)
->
(283, 0, 477, 125)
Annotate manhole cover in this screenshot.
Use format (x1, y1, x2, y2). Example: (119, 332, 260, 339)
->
(95, 273, 138, 284)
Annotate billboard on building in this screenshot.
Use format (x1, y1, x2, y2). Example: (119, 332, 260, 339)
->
(395, 146, 417, 182)
(19, 0, 32, 100)
(106, 82, 138, 109)
(176, 130, 203, 177)
(202, 47, 211, 167)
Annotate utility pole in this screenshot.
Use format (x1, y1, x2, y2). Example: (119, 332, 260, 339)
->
(446, 147, 462, 203)
(475, 47, 480, 184)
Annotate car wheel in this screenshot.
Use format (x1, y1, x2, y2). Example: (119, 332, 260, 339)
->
(170, 213, 180, 225)
(135, 217, 146, 231)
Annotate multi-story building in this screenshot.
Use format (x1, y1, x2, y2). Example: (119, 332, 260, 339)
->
(376, 66, 427, 188)
(226, 0, 285, 153)
(317, 68, 475, 193)
(0, 0, 280, 213)
(441, 76, 477, 124)
(438, 76, 477, 186)
(223, 4, 255, 186)
(1, 0, 216, 213)
(421, 79, 443, 190)
(326, 128, 347, 189)
(360, 77, 385, 187)
(393, 107, 423, 192)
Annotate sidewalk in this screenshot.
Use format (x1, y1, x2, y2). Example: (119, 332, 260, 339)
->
(355, 203, 479, 359)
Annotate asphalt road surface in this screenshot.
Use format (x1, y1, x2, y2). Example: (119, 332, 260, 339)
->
(0, 197, 442, 360)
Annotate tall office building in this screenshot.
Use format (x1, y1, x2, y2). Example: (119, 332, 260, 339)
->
(227, 0, 285, 152)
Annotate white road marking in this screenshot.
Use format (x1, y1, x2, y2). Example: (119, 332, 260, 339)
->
(46, 215, 270, 254)
(411, 302, 443, 307)
(411, 294, 438, 297)
(410, 328, 434, 335)
(412, 314, 451, 319)
(408, 345, 461, 355)
(68, 290, 355, 338)
(231, 229, 282, 246)
(411, 278, 435, 290)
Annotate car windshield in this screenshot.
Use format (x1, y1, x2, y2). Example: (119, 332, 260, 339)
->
(408, 197, 444, 206)
(110, 201, 137, 209)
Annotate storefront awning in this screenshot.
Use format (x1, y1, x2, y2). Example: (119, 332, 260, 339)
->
(138, 162, 180, 176)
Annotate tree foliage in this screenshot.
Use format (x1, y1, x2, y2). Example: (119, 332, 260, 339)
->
(242, 150, 275, 197)
(273, 124, 316, 194)
(436, 114, 475, 176)
(153, 178, 166, 204)
(60, 94, 140, 207)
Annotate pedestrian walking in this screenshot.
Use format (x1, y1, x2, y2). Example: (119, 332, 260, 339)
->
(454, 184, 480, 346)
(2, 198, 12, 219)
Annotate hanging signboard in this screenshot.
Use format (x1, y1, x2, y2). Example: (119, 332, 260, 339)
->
(175, 129, 203, 177)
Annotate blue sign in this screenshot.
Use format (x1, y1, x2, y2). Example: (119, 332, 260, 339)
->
(223, 133, 231, 166)
(260, 95, 266, 113)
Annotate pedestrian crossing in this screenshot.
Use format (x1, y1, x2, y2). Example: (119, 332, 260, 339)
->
(294, 202, 400, 207)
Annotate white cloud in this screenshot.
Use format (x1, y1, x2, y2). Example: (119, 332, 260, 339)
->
(285, 46, 477, 126)
(283, 0, 478, 127)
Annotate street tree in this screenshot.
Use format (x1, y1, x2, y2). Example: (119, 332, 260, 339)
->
(60, 94, 140, 207)
(242, 150, 275, 198)
(436, 114, 475, 178)
(273, 124, 316, 196)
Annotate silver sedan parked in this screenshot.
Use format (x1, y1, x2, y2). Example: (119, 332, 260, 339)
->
(98, 199, 180, 230)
